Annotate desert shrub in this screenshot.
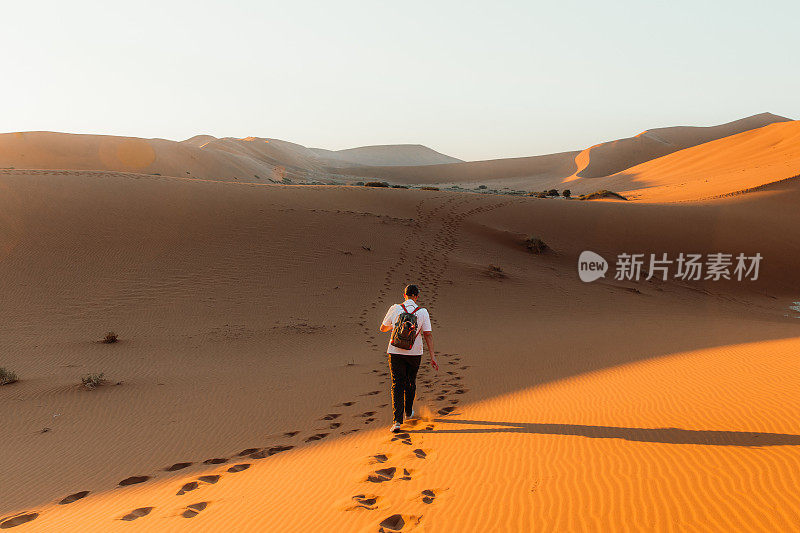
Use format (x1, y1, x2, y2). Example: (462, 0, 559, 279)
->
(478, 185, 487, 190)
(365, 181, 389, 187)
(487, 264, 506, 278)
(81, 373, 106, 390)
(563, 189, 571, 198)
(0, 367, 18, 385)
(420, 186, 440, 191)
(102, 331, 118, 344)
(546, 189, 560, 197)
(354, 181, 365, 186)
(578, 190, 628, 201)
(536, 192, 548, 198)
(524, 237, 549, 254)
(391, 184, 409, 189)
(281, 177, 293, 185)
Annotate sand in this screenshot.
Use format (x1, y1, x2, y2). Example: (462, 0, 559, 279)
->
(1, 165, 800, 531)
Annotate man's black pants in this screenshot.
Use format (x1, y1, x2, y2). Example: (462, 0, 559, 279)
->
(389, 354, 421, 424)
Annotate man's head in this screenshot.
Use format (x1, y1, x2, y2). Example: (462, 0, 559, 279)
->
(404, 284, 419, 301)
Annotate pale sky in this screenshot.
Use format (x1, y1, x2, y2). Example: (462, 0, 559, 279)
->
(2, 0, 797, 161)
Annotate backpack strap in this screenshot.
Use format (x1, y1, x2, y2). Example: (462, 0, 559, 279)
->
(412, 306, 424, 314)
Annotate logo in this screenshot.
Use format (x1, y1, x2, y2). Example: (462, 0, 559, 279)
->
(578, 251, 608, 282)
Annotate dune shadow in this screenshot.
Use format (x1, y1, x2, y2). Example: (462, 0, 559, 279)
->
(419, 418, 800, 447)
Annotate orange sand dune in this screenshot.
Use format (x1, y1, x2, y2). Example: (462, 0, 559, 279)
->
(569, 111, 790, 179)
(1, 170, 800, 531)
(566, 120, 800, 202)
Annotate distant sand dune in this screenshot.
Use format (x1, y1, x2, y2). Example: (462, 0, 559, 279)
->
(0, 113, 794, 202)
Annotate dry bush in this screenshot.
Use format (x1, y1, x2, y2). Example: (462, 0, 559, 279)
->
(365, 181, 389, 187)
(524, 237, 549, 254)
(81, 373, 106, 390)
(102, 331, 118, 344)
(579, 190, 628, 201)
(0, 367, 18, 385)
(420, 186, 440, 191)
(487, 264, 506, 278)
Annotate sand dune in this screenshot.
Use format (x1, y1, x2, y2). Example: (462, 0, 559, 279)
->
(310, 144, 463, 167)
(1, 113, 792, 203)
(569, 112, 790, 179)
(332, 113, 792, 192)
(0, 132, 460, 185)
(333, 150, 581, 189)
(2, 169, 800, 530)
(565, 120, 800, 201)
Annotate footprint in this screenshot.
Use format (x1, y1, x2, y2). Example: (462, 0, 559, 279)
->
(438, 406, 455, 416)
(421, 489, 436, 504)
(182, 502, 208, 518)
(284, 431, 300, 438)
(236, 448, 260, 456)
(120, 507, 153, 521)
(372, 454, 389, 463)
(391, 432, 411, 442)
(203, 458, 228, 465)
(0, 513, 39, 528)
(351, 494, 379, 510)
(176, 481, 198, 496)
(363, 391, 381, 396)
(305, 433, 329, 442)
(454, 389, 468, 394)
(424, 424, 434, 431)
(165, 462, 193, 472)
(198, 475, 220, 484)
(413, 449, 427, 459)
(359, 411, 376, 417)
(322, 413, 341, 420)
(379, 514, 405, 531)
(58, 490, 90, 505)
(367, 467, 396, 483)
(399, 468, 412, 480)
(227, 464, 251, 473)
(119, 475, 150, 486)
(329, 422, 342, 429)
(340, 401, 355, 406)
(268, 445, 294, 456)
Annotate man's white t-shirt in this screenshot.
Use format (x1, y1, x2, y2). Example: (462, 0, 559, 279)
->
(382, 299, 432, 356)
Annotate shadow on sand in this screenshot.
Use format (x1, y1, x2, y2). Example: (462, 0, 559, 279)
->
(417, 418, 800, 447)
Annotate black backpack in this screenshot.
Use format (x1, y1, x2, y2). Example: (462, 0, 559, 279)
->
(390, 304, 424, 350)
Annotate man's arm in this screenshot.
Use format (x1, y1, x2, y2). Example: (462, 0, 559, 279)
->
(422, 331, 438, 371)
(379, 305, 396, 332)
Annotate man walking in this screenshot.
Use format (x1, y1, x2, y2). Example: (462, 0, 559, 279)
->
(380, 284, 438, 432)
